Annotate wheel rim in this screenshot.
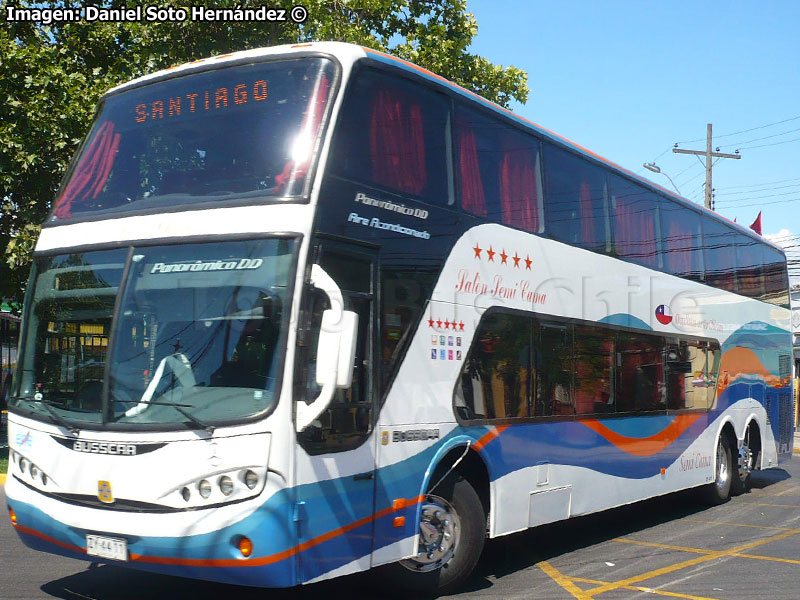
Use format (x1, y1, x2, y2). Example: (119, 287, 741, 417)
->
(738, 430, 753, 480)
(715, 439, 729, 493)
(400, 494, 461, 572)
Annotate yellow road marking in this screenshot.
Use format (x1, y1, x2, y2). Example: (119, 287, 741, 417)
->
(537, 560, 594, 600)
(732, 552, 800, 565)
(614, 534, 800, 567)
(570, 576, 723, 600)
(773, 484, 800, 496)
(612, 538, 713, 555)
(681, 518, 794, 531)
(738, 501, 800, 508)
(587, 527, 800, 595)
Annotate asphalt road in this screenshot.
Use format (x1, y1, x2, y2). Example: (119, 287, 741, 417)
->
(2, 458, 800, 600)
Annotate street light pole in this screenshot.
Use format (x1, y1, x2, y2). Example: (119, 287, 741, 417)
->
(642, 162, 681, 196)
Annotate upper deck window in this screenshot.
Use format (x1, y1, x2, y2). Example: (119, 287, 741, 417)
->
(329, 68, 451, 205)
(660, 202, 704, 282)
(608, 174, 660, 269)
(543, 144, 608, 252)
(702, 219, 737, 293)
(454, 104, 543, 232)
(51, 57, 335, 221)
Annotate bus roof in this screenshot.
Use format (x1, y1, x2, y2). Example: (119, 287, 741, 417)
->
(106, 41, 783, 254)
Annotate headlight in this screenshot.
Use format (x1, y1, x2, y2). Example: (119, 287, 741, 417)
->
(219, 476, 234, 496)
(244, 470, 259, 489)
(181, 487, 191, 502)
(198, 479, 212, 499)
(19, 458, 29, 474)
(30, 464, 39, 479)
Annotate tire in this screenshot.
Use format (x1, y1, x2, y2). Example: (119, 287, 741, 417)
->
(383, 473, 485, 595)
(731, 427, 757, 496)
(704, 434, 734, 505)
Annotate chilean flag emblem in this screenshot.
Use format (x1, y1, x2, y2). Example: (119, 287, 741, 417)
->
(655, 304, 673, 325)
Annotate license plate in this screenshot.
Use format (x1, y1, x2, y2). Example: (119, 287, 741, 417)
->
(86, 534, 128, 561)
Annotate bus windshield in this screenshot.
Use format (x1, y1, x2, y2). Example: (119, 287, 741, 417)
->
(11, 238, 295, 429)
(51, 57, 334, 220)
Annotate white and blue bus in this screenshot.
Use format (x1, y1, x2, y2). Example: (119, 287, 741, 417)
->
(5, 42, 794, 594)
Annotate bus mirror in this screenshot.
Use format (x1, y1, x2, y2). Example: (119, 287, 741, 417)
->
(296, 265, 358, 432)
(334, 310, 358, 388)
(314, 308, 358, 387)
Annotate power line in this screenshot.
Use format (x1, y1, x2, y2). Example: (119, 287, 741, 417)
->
(716, 189, 800, 205)
(739, 136, 800, 150)
(715, 196, 800, 209)
(716, 183, 800, 196)
(675, 114, 800, 144)
(719, 126, 800, 149)
(722, 176, 800, 190)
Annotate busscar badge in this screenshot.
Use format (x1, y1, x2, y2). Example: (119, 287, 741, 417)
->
(97, 481, 114, 504)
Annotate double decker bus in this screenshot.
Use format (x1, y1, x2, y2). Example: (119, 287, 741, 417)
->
(5, 42, 793, 594)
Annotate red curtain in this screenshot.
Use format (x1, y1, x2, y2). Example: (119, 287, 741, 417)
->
(458, 125, 486, 216)
(665, 220, 691, 275)
(368, 89, 426, 195)
(579, 182, 595, 245)
(500, 150, 538, 232)
(615, 197, 657, 267)
(54, 121, 120, 218)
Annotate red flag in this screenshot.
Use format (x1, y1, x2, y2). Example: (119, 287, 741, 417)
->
(749, 211, 762, 235)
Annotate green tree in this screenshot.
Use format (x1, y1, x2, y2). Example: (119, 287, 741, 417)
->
(0, 0, 528, 303)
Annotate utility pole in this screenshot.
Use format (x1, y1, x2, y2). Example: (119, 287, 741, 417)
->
(672, 123, 741, 210)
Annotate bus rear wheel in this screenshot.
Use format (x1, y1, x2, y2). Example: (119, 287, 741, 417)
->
(387, 474, 485, 595)
(731, 427, 758, 495)
(704, 434, 733, 505)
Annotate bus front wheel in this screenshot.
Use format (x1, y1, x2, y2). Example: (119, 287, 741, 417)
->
(387, 473, 485, 594)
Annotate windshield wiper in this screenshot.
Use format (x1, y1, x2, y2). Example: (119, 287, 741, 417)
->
(172, 405, 215, 435)
(25, 398, 82, 434)
(110, 399, 214, 434)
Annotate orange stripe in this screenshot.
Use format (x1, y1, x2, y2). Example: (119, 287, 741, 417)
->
(134, 493, 426, 568)
(473, 425, 509, 452)
(581, 414, 701, 457)
(15, 495, 425, 569)
(13, 523, 87, 555)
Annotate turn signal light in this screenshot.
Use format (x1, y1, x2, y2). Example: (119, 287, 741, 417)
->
(238, 536, 253, 558)
(9, 509, 17, 525)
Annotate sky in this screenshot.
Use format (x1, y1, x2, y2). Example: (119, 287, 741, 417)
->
(466, 0, 800, 281)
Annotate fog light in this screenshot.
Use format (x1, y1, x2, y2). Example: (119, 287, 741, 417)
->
(219, 476, 234, 496)
(244, 470, 258, 489)
(198, 479, 212, 499)
(181, 487, 191, 502)
(238, 536, 253, 557)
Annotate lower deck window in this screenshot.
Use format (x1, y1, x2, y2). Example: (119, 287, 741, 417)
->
(454, 311, 720, 421)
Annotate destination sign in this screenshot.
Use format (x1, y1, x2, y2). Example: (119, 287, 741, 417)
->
(134, 79, 268, 124)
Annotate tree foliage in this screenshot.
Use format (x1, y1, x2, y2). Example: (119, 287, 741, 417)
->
(0, 0, 529, 303)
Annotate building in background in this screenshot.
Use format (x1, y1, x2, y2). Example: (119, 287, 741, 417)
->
(1, 302, 19, 407)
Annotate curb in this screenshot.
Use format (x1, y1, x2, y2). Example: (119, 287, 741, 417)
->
(0, 473, 6, 486)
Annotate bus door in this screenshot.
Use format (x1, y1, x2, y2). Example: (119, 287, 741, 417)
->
(295, 241, 378, 582)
